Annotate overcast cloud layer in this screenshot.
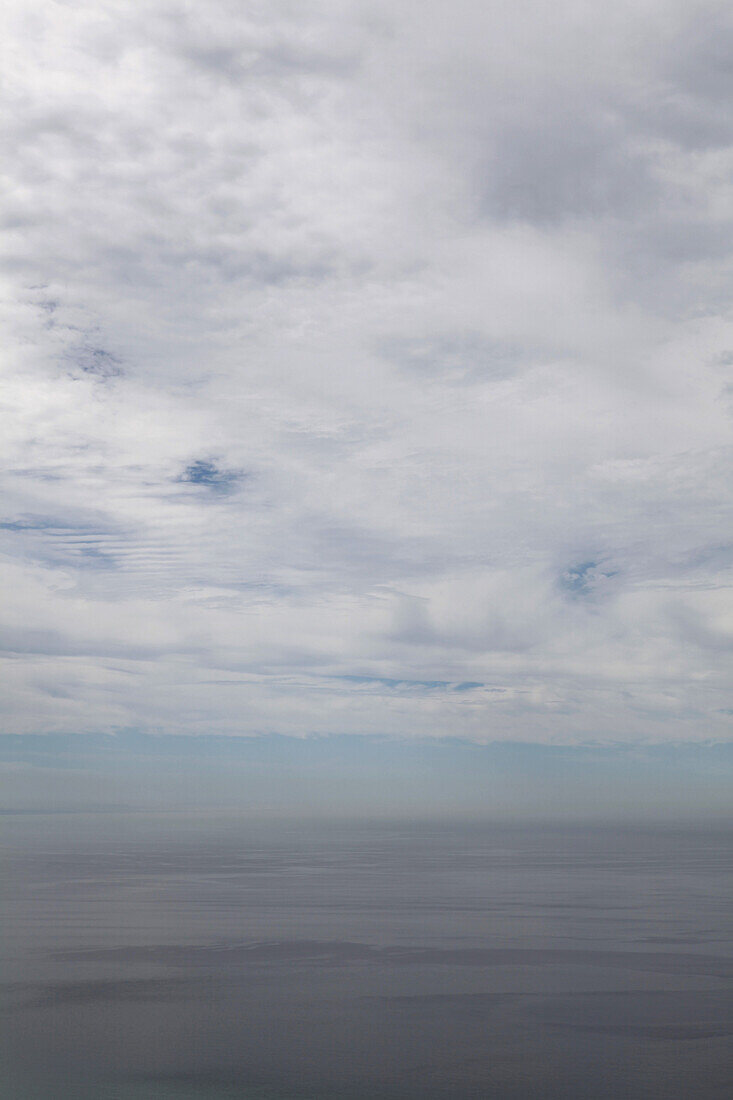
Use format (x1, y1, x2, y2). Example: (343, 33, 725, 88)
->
(2, 0, 733, 742)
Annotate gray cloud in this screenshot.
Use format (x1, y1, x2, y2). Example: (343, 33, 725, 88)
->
(377, 333, 524, 383)
(479, 109, 656, 226)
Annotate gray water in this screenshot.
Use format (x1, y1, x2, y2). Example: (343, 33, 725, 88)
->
(2, 815, 732, 1099)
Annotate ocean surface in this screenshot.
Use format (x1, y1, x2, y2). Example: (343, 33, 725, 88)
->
(2, 815, 732, 1099)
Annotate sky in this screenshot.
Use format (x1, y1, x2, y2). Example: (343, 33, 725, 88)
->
(2, 0, 733, 747)
(3, 732, 733, 821)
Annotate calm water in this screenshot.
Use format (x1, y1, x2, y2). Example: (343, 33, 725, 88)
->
(2, 816, 732, 1098)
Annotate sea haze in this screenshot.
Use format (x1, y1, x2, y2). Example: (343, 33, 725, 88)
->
(3, 813, 732, 1100)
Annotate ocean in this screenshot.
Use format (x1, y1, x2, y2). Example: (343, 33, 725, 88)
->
(2, 814, 732, 1098)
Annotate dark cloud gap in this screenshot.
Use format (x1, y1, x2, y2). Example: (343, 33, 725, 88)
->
(177, 460, 245, 494)
(64, 345, 123, 380)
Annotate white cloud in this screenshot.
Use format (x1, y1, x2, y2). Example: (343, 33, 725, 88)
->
(1, 0, 733, 741)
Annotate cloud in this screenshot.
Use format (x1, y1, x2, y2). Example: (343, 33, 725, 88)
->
(1, 0, 733, 742)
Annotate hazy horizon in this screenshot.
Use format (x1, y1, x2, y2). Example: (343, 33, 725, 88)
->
(2, 731, 732, 824)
